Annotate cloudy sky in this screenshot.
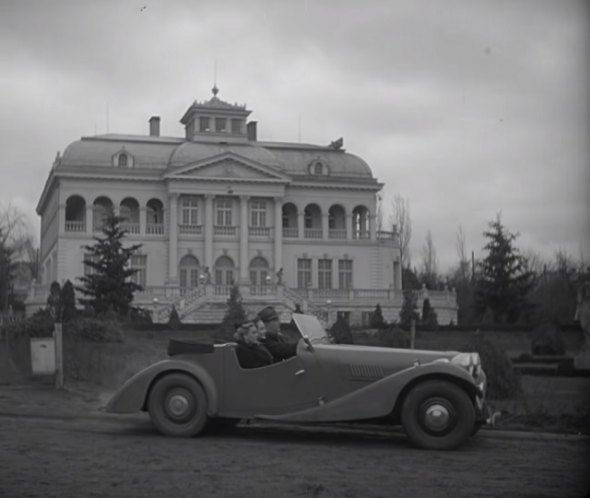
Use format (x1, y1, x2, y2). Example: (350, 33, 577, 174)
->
(1, 0, 588, 273)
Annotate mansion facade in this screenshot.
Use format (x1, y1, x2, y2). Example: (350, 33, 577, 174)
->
(29, 87, 457, 326)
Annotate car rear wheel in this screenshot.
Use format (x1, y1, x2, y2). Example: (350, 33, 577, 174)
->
(148, 373, 208, 437)
(401, 380, 475, 450)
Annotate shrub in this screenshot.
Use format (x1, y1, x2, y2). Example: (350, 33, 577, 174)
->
(462, 331, 522, 400)
(60, 280, 77, 322)
(2, 308, 54, 345)
(330, 316, 353, 344)
(167, 305, 182, 329)
(217, 285, 246, 341)
(370, 303, 386, 329)
(375, 325, 410, 349)
(530, 322, 566, 355)
(420, 298, 438, 330)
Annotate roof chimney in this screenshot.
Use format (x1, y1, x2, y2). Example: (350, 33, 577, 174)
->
(149, 116, 160, 137)
(247, 121, 257, 141)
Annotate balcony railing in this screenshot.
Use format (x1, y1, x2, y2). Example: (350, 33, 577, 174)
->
(179, 224, 203, 235)
(283, 227, 298, 238)
(304, 228, 322, 239)
(329, 229, 346, 239)
(214, 225, 237, 236)
(353, 230, 370, 240)
(121, 222, 140, 234)
(249, 226, 271, 237)
(146, 223, 165, 235)
(65, 221, 85, 232)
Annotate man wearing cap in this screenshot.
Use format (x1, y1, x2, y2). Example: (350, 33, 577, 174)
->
(257, 306, 297, 362)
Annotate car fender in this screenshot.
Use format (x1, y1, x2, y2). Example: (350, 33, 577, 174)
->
(105, 359, 219, 415)
(259, 361, 477, 423)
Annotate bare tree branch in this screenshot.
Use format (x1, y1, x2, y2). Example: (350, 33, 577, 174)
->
(390, 194, 412, 268)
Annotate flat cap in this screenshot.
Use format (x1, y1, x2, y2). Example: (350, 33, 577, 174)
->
(257, 306, 279, 323)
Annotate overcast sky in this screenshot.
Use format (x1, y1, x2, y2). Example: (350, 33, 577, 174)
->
(1, 0, 588, 273)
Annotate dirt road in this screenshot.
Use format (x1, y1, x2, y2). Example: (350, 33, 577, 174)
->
(0, 399, 588, 498)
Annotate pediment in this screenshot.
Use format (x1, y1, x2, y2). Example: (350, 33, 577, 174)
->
(165, 152, 289, 181)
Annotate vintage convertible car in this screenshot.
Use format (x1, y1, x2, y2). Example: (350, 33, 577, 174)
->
(107, 314, 489, 450)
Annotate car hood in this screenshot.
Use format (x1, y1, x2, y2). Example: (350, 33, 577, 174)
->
(313, 343, 460, 380)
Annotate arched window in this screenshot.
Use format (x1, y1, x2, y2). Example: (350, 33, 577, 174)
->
(118, 153, 128, 167)
(65, 195, 86, 232)
(146, 198, 164, 234)
(179, 255, 200, 289)
(304, 203, 322, 239)
(93, 196, 113, 232)
(214, 255, 235, 286)
(249, 256, 269, 286)
(282, 203, 298, 238)
(352, 205, 370, 239)
(120, 197, 140, 234)
(328, 204, 346, 239)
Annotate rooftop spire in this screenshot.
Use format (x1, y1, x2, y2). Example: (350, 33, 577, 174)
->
(212, 84, 219, 97)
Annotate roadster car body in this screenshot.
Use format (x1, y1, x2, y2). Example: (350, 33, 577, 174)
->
(107, 314, 489, 450)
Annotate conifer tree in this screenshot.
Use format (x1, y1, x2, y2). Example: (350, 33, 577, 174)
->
(475, 214, 535, 323)
(217, 285, 246, 340)
(60, 280, 77, 322)
(370, 303, 386, 328)
(76, 213, 143, 316)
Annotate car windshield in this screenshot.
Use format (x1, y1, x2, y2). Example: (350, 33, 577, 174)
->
(291, 313, 328, 343)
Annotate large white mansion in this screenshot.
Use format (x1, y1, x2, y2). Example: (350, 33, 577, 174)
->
(29, 88, 457, 325)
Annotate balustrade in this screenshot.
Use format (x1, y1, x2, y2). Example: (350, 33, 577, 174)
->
(65, 221, 85, 232)
(214, 225, 237, 236)
(146, 223, 164, 235)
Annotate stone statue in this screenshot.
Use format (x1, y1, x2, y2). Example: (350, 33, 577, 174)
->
(204, 266, 211, 284)
(276, 267, 283, 285)
(574, 281, 590, 369)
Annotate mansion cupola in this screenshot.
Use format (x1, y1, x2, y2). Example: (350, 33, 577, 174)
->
(180, 86, 255, 142)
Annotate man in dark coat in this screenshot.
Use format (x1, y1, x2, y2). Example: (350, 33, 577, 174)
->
(257, 306, 297, 362)
(234, 319, 273, 369)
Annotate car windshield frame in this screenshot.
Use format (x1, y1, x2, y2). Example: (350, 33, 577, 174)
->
(291, 313, 328, 343)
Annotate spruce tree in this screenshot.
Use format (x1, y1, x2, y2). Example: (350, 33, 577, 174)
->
(475, 214, 535, 323)
(370, 303, 386, 329)
(76, 213, 143, 316)
(420, 298, 438, 330)
(217, 285, 246, 341)
(60, 280, 77, 322)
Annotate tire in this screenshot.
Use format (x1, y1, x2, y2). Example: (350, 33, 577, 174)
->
(148, 373, 208, 437)
(401, 380, 475, 450)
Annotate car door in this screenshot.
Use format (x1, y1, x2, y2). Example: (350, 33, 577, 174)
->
(220, 340, 324, 417)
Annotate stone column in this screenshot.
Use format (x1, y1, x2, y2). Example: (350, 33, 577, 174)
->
(139, 207, 146, 236)
(346, 213, 353, 241)
(86, 204, 93, 234)
(322, 211, 329, 240)
(298, 210, 305, 240)
(167, 194, 178, 282)
(274, 197, 283, 274)
(204, 195, 213, 269)
(239, 195, 249, 283)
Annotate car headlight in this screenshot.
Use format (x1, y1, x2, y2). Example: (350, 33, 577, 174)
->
(451, 352, 481, 378)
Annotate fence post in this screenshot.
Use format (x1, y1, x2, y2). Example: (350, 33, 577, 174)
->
(54, 322, 63, 389)
(410, 319, 416, 350)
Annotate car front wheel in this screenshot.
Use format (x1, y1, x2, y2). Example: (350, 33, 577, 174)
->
(148, 373, 208, 437)
(401, 380, 475, 450)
